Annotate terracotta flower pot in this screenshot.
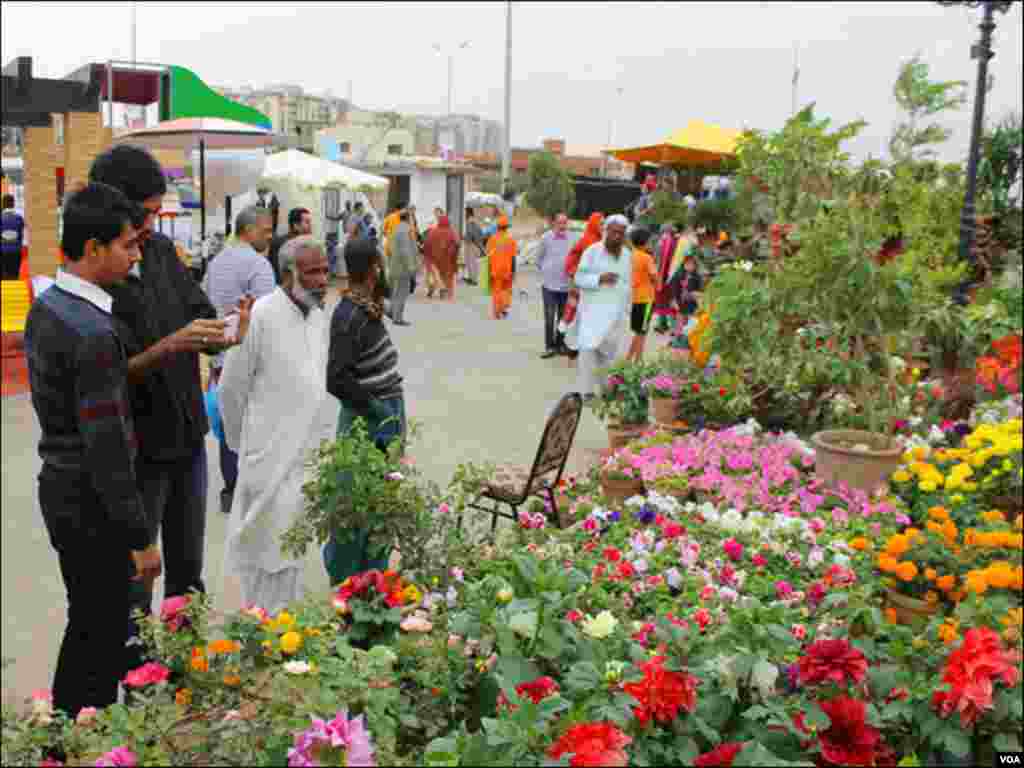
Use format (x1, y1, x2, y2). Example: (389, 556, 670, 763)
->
(599, 471, 645, 505)
(810, 429, 903, 494)
(885, 588, 940, 627)
(650, 396, 681, 426)
(607, 422, 649, 452)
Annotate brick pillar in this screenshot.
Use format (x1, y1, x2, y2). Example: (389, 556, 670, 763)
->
(64, 112, 110, 193)
(23, 124, 60, 279)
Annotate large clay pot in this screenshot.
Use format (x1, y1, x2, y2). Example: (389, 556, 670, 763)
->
(607, 422, 649, 452)
(650, 397, 681, 426)
(810, 430, 903, 493)
(599, 471, 646, 505)
(885, 588, 940, 628)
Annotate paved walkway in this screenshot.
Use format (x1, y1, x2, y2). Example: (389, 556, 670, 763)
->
(1, 267, 630, 710)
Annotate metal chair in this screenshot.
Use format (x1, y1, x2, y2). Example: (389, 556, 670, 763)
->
(465, 392, 584, 534)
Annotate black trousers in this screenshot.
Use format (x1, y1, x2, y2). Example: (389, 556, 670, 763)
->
(542, 288, 569, 352)
(1, 249, 22, 280)
(39, 469, 134, 719)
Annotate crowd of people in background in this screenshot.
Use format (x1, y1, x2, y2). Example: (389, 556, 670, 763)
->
(21, 142, 737, 722)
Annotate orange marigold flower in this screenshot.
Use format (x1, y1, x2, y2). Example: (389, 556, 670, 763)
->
(938, 619, 959, 646)
(925, 568, 938, 581)
(981, 510, 1007, 524)
(896, 562, 918, 582)
(885, 607, 898, 625)
(207, 639, 242, 656)
(937, 575, 956, 592)
(190, 648, 209, 674)
(222, 668, 242, 687)
(175, 688, 192, 707)
(877, 554, 899, 573)
(986, 562, 1015, 589)
(965, 570, 989, 595)
(942, 521, 958, 543)
(928, 506, 950, 521)
(886, 535, 911, 557)
(964, 529, 980, 547)
(927, 521, 944, 536)
(849, 537, 870, 551)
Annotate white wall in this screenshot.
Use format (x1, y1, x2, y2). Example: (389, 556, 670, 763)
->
(410, 169, 448, 229)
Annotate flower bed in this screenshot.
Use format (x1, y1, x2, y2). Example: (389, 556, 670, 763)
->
(4, 415, 1022, 767)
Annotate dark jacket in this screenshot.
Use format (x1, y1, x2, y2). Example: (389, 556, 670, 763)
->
(107, 232, 217, 462)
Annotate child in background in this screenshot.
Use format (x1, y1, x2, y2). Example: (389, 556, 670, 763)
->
(626, 227, 658, 362)
(668, 254, 704, 357)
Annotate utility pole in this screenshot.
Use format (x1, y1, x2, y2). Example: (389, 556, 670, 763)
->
(501, 1, 512, 199)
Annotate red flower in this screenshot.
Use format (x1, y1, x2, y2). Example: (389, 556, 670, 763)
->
(694, 742, 745, 768)
(566, 609, 583, 623)
(798, 639, 868, 687)
(160, 596, 190, 632)
(752, 553, 768, 569)
(603, 547, 622, 562)
(617, 561, 636, 579)
(691, 383, 701, 393)
(719, 387, 728, 397)
(817, 696, 881, 766)
(498, 676, 560, 712)
(623, 656, 698, 726)
(693, 607, 712, 632)
(932, 626, 1021, 727)
(123, 662, 170, 689)
(662, 522, 685, 539)
(547, 721, 632, 767)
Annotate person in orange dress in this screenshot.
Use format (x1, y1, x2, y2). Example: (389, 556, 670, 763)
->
(424, 214, 461, 301)
(487, 216, 517, 319)
(626, 227, 658, 362)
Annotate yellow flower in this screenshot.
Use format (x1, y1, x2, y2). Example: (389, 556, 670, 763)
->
(981, 510, 1007, 524)
(1001, 608, 1023, 642)
(280, 631, 304, 655)
(892, 470, 912, 484)
(919, 481, 938, 493)
(965, 570, 988, 595)
(403, 585, 423, 605)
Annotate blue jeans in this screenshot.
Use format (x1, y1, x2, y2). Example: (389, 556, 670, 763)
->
(323, 397, 406, 585)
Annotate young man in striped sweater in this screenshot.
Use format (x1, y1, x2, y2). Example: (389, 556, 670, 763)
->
(324, 237, 405, 584)
(24, 183, 163, 719)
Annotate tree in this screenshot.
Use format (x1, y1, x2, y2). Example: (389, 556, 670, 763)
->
(889, 54, 967, 164)
(524, 151, 575, 219)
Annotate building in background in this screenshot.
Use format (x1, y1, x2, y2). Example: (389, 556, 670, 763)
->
(216, 84, 348, 151)
(315, 109, 415, 167)
(466, 138, 633, 182)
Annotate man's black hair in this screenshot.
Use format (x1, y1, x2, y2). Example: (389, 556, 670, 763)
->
(88, 144, 168, 204)
(465, 206, 475, 217)
(1, 194, 14, 210)
(61, 183, 137, 262)
(288, 207, 311, 230)
(344, 235, 381, 284)
(354, 201, 365, 210)
(630, 228, 651, 248)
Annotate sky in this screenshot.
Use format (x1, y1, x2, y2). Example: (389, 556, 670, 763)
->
(2, 0, 1022, 162)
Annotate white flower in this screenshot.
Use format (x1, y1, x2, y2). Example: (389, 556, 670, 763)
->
(751, 660, 779, 699)
(283, 661, 313, 675)
(808, 547, 825, 568)
(582, 610, 619, 639)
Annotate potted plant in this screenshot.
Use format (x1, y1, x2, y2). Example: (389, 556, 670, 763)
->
(592, 360, 655, 451)
(597, 451, 646, 504)
(774, 193, 913, 492)
(642, 372, 684, 426)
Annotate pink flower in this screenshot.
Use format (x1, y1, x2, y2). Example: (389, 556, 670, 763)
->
(123, 662, 170, 689)
(288, 711, 375, 767)
(693, 608, 712, 632)
(76, 707, 99, 726)
(438, 502, 451, 515)
(752, 553, 768, 568)
(792, 624, 807, 641)
(723, 538, 744, 562)
(700, 584, 717, 601)
(566, 609, 583, 623)
(809, 517, 826, 534)
(160, 595, 190, 632)
(31, 689, 52, 703)
(95, 746, 138, 767)
(775, 580, 794, 600)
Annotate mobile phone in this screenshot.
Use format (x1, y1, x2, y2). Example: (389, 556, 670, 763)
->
(224, 313, 240, 343)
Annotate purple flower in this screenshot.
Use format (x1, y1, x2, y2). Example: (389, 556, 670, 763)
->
(608, 510, 621, 523)
(895, 514, 911, 526)
(954, 423, 971, 438)
(665, 568, 683, 589)
(634, 504, 656, 525)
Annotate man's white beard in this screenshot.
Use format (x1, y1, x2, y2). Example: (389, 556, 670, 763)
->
(291, 280, 325, 311)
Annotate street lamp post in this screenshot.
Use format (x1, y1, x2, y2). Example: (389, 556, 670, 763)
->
(604, 86, 625, 178)
(433, 41, 471, 117)
(936, 0, 1015, 302)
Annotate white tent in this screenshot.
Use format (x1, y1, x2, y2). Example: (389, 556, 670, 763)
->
(261, 149, 388, 191)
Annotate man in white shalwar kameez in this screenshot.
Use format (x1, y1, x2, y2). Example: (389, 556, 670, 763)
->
(220, 236, 340, 615)
(564, 214, 633, 399)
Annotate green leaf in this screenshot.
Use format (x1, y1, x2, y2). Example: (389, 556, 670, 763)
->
(804, 703, 831, 731)
(941, 727, 972, 758)
(565, 661, 601, 693)
(994, 733, 1022, 753)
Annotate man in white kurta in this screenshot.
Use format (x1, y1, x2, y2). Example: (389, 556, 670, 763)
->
(564, 214, 633, 398)
(220, 237, 339, 615)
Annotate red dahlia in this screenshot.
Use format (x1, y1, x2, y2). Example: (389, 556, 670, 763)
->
(817, 696, 881, 766)
(623, 655, 698, 726)
(694, 741, 745, 767)
(798, 638, 868, 687)
(547, 721, 631, 767)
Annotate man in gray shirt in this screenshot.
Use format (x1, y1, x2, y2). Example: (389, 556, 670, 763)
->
(388, 210, 419, 327)
(202, 205, 276, 513)
(535, 213, 574, 358)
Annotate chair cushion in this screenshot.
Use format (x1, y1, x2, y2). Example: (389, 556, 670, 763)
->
(486, 464, 533, 503)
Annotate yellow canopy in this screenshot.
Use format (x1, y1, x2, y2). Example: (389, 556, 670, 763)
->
(607, 119, 742, 166)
